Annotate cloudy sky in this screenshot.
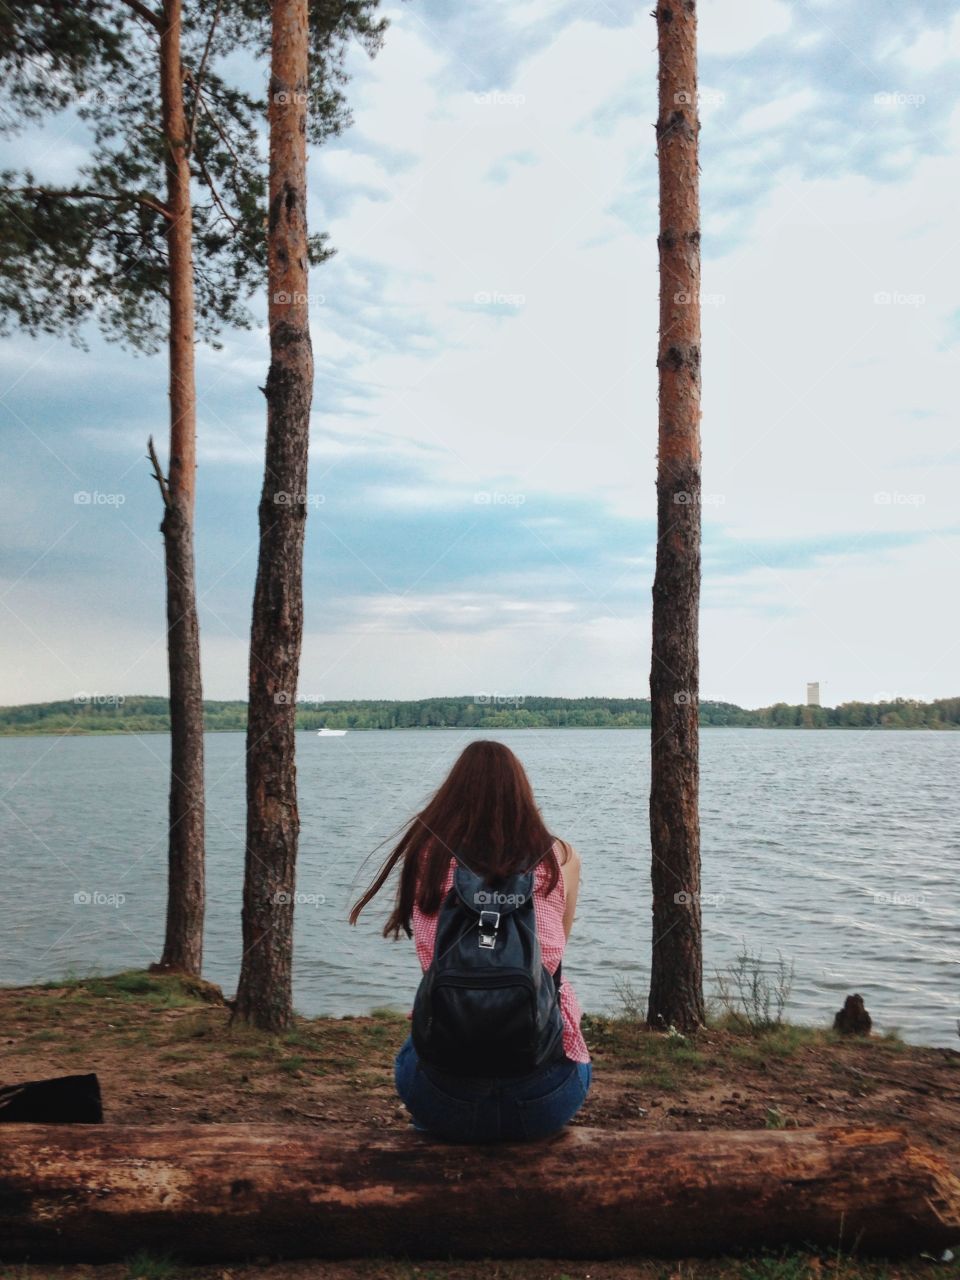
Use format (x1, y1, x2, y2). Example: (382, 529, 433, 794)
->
(2, 0, 959, 709)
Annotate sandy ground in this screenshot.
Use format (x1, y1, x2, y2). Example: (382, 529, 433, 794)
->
(1, 973, 959, 1280)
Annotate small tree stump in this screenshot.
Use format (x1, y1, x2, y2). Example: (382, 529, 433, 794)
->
(834, 994, 873, 1035)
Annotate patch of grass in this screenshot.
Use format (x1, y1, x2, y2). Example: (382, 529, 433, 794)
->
(169, 1068, 209, 1089)
(65, 1044, 101, 1061)
(228, 1044, 265, 1061)
(877, 1028, 909, 1053)
(756, 1024, 821, 1058)
(611, 975, 647, 1022)
(731, 1248, 903, 1280)
(118, 1030, 152, 1048)
(670, 1044, 706, 1068)
(22, 1029, 60, 1043)
(368, 1005, 409, 1021)
(349, 1068, 390, 1091)
(711, 945, 795, 1033)
(738, 1251, 831, 1280)
(157, 1048, 199, 1063)
(730, 1039, 763, 1066)
(328, 1054, 359, 1071)
(648, 1068, 679, 1091)
(282, 1026, 323, 1049)
(582, 1013, 709, 1081)
(35, 970, 215, 1012)
(181, 1019, 217, 1039)
(124, 1250, 180, 1280)
(278, 1054, 307, 1074)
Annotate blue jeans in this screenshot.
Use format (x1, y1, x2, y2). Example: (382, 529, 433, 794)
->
(394, 1035, 591, 1143)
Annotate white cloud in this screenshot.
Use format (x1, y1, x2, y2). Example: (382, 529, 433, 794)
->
(702, 535, 960, 706)
(738, 88, 820, 134)
(698, 0, 793, 58)
(895, 12, 960, 72)
(5, 0, 960, 708)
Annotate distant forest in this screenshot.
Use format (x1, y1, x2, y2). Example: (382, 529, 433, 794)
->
(1, 695, 959, 735)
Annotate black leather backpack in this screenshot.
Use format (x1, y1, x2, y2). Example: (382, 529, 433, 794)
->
(411, 853, 566, 1078)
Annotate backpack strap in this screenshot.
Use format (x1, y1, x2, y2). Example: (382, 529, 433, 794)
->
(451, 855, 534, 918)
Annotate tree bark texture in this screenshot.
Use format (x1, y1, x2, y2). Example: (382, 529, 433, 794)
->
(233, 0, 314, 1032)
(648, 0, 705, 1034)
(0, 1125, 957, 1260)
(156, 0, 205, 976)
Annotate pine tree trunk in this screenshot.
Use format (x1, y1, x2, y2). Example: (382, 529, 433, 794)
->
(647, 0, 705, 1034)
(154, 0, 205, 976)
(234, 0, 314, 1032)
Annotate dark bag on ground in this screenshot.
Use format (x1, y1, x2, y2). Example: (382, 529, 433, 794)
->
(412, 854, 565, 1077)
(0, 1073, 103, 1123)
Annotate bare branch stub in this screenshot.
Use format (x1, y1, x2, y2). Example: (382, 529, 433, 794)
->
(147, 435, 173, 509)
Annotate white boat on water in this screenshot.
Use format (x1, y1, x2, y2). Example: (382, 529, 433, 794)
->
(316, 727, 347, 737)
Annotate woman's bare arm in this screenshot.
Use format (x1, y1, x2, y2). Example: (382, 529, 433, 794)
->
(559, 843, 581, 939)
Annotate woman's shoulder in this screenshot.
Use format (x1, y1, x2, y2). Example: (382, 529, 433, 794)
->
(533, 839, 578, 890)
(550, 838, 580, 869)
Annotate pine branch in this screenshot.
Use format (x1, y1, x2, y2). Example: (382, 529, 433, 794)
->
(195, 148, 239, 232)
(118, 0, 164, 32)
(14, 187, 173, 222)
(184, 71, 244, 170)
(186, 0, 224, 159)
(147, 435, 172, 509)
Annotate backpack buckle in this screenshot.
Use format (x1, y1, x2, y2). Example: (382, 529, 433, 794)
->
(478, 909, 501, 949)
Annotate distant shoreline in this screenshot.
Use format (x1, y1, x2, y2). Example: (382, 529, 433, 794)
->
(1, 694, 957, 736)
(2, 724, 958, 738)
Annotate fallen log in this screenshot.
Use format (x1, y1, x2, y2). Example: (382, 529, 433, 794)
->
(0, 1124, 957, 1261)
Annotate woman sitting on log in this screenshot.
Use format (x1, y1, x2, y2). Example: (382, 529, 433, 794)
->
(351, 739, 590, 1142)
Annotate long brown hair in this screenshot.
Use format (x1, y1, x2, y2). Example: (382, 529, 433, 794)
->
(349, 740, 564, 938)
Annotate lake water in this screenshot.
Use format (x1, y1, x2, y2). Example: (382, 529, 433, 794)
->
(1, 728, 957, 1047)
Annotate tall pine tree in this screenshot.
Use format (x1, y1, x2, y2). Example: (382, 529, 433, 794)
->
(647, 0, 706, 1034)
(0, 0, 384, 977)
